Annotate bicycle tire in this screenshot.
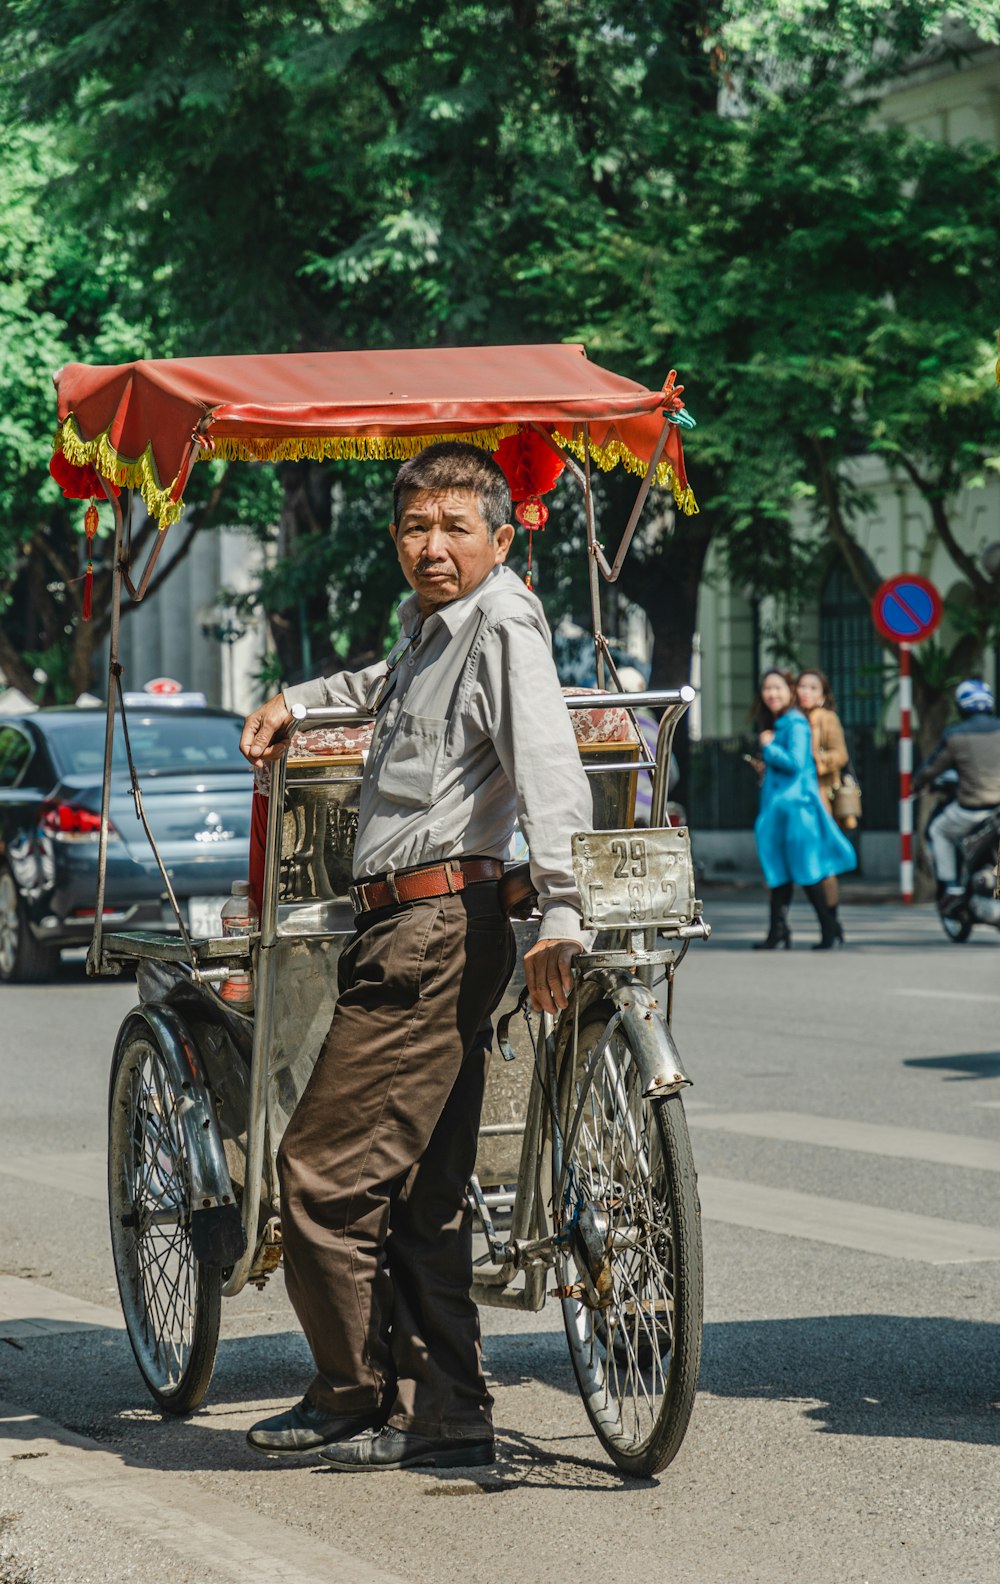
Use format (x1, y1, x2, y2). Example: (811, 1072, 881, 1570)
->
(108, 1025, 221, 1414)
(553, 1000, 702, 1477)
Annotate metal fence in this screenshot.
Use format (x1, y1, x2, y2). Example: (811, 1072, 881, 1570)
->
(688, 728, 899, 831)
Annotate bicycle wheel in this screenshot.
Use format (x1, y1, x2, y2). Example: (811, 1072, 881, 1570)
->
(108, 1024, 221, 1413)
(554, 1001, 702, 1476)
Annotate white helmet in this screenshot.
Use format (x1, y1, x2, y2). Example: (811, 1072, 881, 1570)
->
(955, 678, 995, 715)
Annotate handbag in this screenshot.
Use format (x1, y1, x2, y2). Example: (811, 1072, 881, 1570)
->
(832, 767, 862, 827)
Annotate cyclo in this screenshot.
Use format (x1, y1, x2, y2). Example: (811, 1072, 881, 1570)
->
(51, 343, 710, 1477)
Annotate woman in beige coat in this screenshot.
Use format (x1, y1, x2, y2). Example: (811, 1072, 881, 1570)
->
(796, 669, 851, 943)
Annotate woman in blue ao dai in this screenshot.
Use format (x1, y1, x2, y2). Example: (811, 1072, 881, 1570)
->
(752, 670, 856, 950)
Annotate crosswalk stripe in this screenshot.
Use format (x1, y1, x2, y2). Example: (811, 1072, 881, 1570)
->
(0, 1151, 105, 1201)
(5, 1135, 998, 1270)
(0, 1275, 123, 1339)
(698, 1175, 1000, 1263)
(0, 1400, 410, 1584)
(686, 1110, 999, 1172)
(890, 987, 1000, 1004)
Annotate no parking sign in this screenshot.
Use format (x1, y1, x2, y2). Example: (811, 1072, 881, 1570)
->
(871, 575, 942, 646)
(871, 575, 942, 903)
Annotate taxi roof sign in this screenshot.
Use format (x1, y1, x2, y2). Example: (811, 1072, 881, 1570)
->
(871, 575, 942, 645)
(144, 676, 184, 695)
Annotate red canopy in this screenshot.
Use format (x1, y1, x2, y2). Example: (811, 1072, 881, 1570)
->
(52, 343, 695, 527)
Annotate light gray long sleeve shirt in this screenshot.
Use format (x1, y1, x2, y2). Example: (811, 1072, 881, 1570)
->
(283, 565, 593, 942)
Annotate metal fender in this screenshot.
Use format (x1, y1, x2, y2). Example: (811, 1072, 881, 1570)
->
(604, 976, 692, 1098)
(114, 1003, 247, 1267)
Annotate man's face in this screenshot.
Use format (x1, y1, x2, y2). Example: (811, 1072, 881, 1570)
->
(391, 488, 514, 615)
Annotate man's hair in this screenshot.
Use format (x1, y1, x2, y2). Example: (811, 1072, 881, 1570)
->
(393, 442, 512, 539)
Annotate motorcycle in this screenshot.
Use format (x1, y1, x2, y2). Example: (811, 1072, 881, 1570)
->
(926, 770, 1000, 942)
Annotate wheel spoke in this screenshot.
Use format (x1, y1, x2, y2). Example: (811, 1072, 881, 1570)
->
(109, 1034, 218, 1408)
(556, 1006, 702, 1473)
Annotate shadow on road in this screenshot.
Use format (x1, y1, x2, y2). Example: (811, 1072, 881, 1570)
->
(7, 1309, 997, 1498)
(903, 1051, 1000, 1081)
(700, 1313, 1000, 1445)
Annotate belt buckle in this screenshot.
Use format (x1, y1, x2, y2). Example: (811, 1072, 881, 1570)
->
(443, 860, 460, 896)
(348, 883, 364, 914)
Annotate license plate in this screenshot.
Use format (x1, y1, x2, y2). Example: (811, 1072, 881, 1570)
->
(571, 828, 696, 930)
(188, 896, 231, 937)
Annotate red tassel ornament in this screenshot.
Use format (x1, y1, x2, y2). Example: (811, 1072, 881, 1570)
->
(514, 497, 548, 591)
(49, 452, 119, 502)
(82, 500, 98, 622)
(493, 429, 564, 590)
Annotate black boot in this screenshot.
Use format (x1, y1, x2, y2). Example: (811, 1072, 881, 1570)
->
(753, 883, 792, 950)
(805, 883, 841, 950)
(829, 903, 845, 946)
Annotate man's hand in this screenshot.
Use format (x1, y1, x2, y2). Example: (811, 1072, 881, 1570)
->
(240, 692, 295, 765)
(523, 937, 584, 1015)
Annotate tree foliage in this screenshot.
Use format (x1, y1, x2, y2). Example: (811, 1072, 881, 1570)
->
(0, 1, 998, 729)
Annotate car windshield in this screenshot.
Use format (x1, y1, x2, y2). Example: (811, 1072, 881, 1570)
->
(49, 713, 247, 777)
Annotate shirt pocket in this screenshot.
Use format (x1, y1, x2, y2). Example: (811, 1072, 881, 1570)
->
(375, 710, 449, 808)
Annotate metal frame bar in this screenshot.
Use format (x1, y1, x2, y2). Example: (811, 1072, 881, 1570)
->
(529, 414, 673, 584)
(86, 480, 125, 976)
(87, 428, 209, 973)
(222, 748, 288, 1297)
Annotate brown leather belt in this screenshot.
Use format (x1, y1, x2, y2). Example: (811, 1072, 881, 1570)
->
(349, 858, 505, 915)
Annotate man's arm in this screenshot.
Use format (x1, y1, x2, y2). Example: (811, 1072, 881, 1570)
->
(476, 616, 594, 1014)
(240, 662, 388, 766)
(912, 734, 953, 795)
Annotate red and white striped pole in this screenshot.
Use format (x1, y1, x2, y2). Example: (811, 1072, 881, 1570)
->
(899, 642, 913, 903)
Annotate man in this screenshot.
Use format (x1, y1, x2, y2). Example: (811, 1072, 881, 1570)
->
(240, 441, 593, 1471)
(913, 678, 1000, 901)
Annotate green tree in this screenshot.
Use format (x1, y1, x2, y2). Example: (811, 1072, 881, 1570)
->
(1, 1, 998, 715)
(612, 91, 1000, 752)
(0, 120, 278, 699)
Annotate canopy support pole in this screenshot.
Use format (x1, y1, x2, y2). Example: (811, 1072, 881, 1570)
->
(581, 429, 607, 689)
(87, 476, 126, 976)
(598, 413, 673, 584)
(530, 413, 673, 585)
(120, 523, 169, 602)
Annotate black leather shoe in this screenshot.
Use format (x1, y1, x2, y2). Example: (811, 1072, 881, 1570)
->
(247, 1398, 379, 1456)
(318, 1425, 495, 1472)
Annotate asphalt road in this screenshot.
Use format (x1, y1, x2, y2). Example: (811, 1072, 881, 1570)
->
(1, 898, 998, 1584)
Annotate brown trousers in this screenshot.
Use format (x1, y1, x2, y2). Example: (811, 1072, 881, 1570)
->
(277, 883, 516, 1439)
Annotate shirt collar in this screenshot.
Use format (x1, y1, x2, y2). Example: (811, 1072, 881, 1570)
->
(398, 565, 507, 641)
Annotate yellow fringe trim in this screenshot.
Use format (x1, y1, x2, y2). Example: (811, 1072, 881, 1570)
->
(54, 416, 183, 528)
(54, 415, 698, 525)
(553, 432, 699, 516)
(207, 425, 520, 466)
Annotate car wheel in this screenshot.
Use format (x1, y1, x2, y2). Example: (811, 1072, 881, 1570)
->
(0, 866, 60, 983)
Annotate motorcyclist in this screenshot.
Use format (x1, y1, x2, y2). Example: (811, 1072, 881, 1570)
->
(912, 679, 1000, 904)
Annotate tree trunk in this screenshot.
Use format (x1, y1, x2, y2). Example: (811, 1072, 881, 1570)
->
(268, 462, 334, 684)
(619, 508, 715, 802)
